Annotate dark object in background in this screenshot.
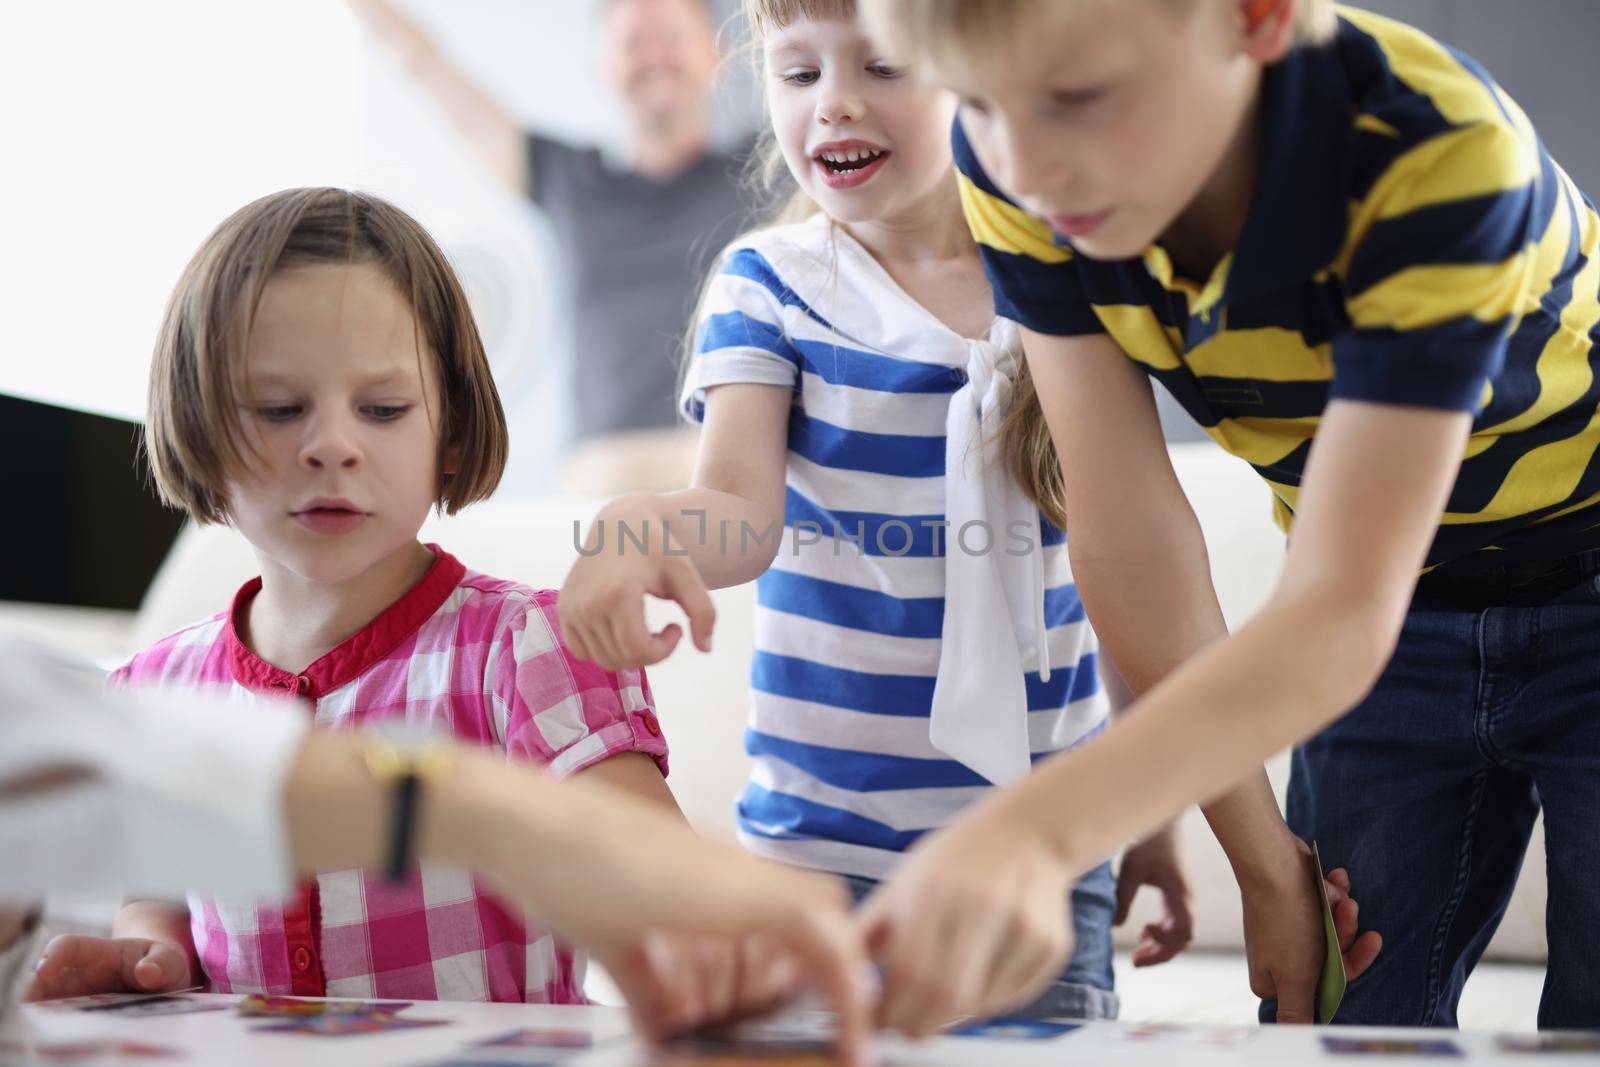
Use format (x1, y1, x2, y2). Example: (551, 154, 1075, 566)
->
(1, 394, 184, 610)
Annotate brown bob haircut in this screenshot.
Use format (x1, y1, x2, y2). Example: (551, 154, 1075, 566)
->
(144, 187, 508, 525)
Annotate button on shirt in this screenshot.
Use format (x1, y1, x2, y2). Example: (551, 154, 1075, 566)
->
(111, 546, 670, 1004)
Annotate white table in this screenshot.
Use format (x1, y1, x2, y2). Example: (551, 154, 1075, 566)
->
(0, 995, 1563, 1065)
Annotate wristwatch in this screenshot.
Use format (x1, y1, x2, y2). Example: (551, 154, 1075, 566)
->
(358, 722, 455, 883)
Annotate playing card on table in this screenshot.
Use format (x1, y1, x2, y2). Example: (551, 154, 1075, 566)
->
(251, 1010, 447, 1037)
(36, 987, 205, 1012)
(1115, 1022, 1255, 1046)
(1322, 1036, 1465, 1056)
(235, 993, 413, 1017)
(472, 1027, 595, 1049)
(76, 994, 226, 1018)
(948, 1017, 1081, 1039)
(1496, 1032, 1600, 1054)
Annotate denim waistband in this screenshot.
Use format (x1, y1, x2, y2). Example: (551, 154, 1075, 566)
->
(1412, 546, 1600, 611)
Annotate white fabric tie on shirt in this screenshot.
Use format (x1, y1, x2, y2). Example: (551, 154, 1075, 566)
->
(929, 330, 1051, 787)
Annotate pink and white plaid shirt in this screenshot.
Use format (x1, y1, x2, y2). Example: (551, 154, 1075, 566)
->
(111, 545, 669, 1004)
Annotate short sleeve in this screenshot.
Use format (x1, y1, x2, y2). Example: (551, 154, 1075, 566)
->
(952, 118, 1105, 337)
(527, 132, 583, 209)
(678, 245, 803, 424)
(1331, 120, 1542, 411)
(487, 590, 669, 780)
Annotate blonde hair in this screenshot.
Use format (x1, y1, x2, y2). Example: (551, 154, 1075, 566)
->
(682, 0, 1069, 527)
(860, 0, 1338, 78)
(677, 0, 851, 383)
(145, 187, 508, 525)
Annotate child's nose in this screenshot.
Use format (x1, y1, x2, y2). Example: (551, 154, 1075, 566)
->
(299, 420, 362, 471)
(816, 84, 864, 126)
(1000, 129, 1069, 201)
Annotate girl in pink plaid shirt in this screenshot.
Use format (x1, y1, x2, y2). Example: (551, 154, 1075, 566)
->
(66, 188, 679, 1005)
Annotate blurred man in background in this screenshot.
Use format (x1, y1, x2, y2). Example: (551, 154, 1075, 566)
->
(349, 0, 753, 493)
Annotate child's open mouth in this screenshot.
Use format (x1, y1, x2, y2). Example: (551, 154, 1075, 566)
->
(814, 145, 890, 190)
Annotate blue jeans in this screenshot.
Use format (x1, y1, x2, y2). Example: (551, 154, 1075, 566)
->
(843, 860, 1119, 1021)
(1260, 550, 1600, 1029)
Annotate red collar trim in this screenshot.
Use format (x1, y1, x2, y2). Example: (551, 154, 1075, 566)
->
(225, 544, 466, 700)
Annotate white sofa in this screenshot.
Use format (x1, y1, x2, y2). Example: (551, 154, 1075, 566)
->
(128, 443, 1548, 1027)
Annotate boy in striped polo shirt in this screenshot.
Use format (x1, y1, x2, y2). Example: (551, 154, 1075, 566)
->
(858, 0, 1600, 1031)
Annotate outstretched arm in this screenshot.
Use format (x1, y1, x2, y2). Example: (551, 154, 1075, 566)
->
(345, 0, 530, 195)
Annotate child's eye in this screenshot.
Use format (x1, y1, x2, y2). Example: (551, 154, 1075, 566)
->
(867, 63, 905, 79)
(780, 68, 819, 86)
(253, 404, 302, 422)
(1049, 87, 1108, 111)
(362, 404, 412, 421)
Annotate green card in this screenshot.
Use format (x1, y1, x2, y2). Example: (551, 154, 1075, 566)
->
(1313, 842, 1347, 1024)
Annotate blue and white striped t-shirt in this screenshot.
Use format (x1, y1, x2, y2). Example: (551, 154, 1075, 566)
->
(681, 214, 1108, 879)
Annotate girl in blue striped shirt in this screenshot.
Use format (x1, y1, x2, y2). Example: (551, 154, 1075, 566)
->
(560, 0, 1362, 1037)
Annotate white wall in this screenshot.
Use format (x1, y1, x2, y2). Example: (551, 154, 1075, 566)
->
(0, 2, 360, 422)
(0, 1, 753, 494)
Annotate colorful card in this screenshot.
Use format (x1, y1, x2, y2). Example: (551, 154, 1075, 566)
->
(473, 1028, 594, 1049)
(1322, 1036, 1464, 1057)
(29, 1040, 183, 1061)
(1314, 841, 1348, 1025)
(37, 987, 205, 1012)
(76, 994, 227, 1018)
(1497, 1033, 1600, 1054)
(235, 993, 413, 1017)
(949, 1017, 1081, 1039)
(670, 1008, 839, 1055)
(1115, 1022, 1255, 1046)
(251, 1010, 447, 1037)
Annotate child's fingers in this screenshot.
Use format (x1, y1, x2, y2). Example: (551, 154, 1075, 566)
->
(904, 906, 1004, 1037)
(1273, 972, 1318, 1025)
(1132, 915, 1190, 967)
(32, 935, 117, 999)
(1327, 867, 1352, 893)
(1343, 929, 1383, 981)
(600, 597, 684, 668)
(132, 941, 190, 992)
(980, 924, 1059, 1018)
(1159, 875, 1194, 945)
(695, 938, 740, 1028)
(1333, 896, 1360, 951)
(772, 906, 876, 1067)
(660, 562, 716, 653)
(1113, 866, 1139, 927)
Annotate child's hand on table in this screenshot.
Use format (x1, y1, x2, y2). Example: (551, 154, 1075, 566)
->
(23, 933, 192, 1002)
(857, 804, 1075, 1038)
(1242, 837, 1383, 1023)
(596, 932, 807, 1042)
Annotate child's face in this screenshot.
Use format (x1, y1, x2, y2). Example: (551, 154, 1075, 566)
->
(226, 262, 445, 586)
(945, 0, 1264, 260)
(764, 14, 957, 227)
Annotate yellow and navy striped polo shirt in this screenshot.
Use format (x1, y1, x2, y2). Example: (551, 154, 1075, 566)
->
(955, 6, 1600, 573)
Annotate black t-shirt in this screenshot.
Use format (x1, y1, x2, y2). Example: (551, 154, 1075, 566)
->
(529, 133, 753, 442)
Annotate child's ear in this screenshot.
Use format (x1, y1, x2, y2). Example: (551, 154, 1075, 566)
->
(1239, 0, 1298, 65)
